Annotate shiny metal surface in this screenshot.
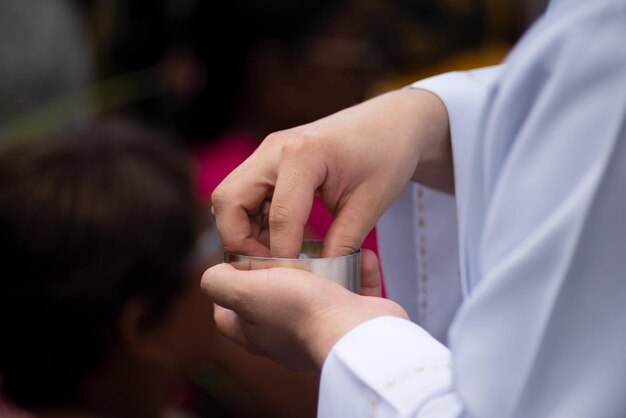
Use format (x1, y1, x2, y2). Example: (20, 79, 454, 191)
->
(225, 240, 360, 293)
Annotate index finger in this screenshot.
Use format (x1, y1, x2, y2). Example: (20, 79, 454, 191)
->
(211, 165, 273, 257)
(269, 141, 324, 257)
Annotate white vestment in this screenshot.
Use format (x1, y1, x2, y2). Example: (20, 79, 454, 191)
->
(319, 0, 626, 416)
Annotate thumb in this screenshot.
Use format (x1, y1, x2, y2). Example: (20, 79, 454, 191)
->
(321, 203, 375, 258)
(359, 249, 382, 297)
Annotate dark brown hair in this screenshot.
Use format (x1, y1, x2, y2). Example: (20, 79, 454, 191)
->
(0, 122, 200, 406)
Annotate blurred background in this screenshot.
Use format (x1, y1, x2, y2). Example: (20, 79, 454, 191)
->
(0, 0, 547, 146)
(0, 1, 546, 418)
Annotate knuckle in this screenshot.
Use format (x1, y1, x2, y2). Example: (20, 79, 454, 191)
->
(268, 202, 292, 229)
(335, 242, 360, 256)
(281, 135, 312, 160)
(263, 130, 285, 145)
(210, 188, 229, 208)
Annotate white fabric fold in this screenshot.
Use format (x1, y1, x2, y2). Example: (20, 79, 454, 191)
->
(318, 0, 626, 416)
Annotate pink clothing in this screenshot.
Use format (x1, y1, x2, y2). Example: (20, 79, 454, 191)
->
(193, 133, 384, 293)
(194, 133, 260, 198)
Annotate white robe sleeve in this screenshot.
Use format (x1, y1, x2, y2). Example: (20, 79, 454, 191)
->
(319, 316, 461, 418)
(319, 1, 626, 417)
(448, 1, 626, 416)
(320, 68, 500, 417)
(377, 67, 501, 343)
(377, 183, 462, 344)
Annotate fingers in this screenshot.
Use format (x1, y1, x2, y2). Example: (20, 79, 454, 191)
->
(201, 263, 261, 312)
(321, 198, 376, 257)
(213, 304, 250, 348)
(359, 249, 382, 297)
(211, 167, 273, 257)
(269, 138, 324, 258)
(214, 207, 269, 257)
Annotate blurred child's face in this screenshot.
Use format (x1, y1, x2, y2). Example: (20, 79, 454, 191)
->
(74, 261, 221, 418)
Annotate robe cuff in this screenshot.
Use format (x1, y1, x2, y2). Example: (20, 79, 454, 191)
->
(318, 316, 453, 417)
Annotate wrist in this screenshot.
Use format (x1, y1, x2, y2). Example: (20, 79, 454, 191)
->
(304, 299, 411, 370)
(406, 88, 454, 193)
(306, 315, 369, 370)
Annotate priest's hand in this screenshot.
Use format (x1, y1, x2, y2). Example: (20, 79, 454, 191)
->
(211, 88, 451, 259)
(200, 250, 409, 370)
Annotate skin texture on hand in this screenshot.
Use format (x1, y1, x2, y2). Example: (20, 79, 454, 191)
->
(206, 88, 450, 370)
(211, 88, 451, 259)
(201, 250, 409, 370)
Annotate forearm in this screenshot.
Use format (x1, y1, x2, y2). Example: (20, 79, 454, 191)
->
(381, 88, 453, 194)
(408, 88, 454, 194)
(409, 66, 503, 199)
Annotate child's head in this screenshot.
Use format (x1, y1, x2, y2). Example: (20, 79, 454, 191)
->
(0, 123, 216, 415)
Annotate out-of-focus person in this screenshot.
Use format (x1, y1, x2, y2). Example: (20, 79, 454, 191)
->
(93, 2, 388, 417)
(0, 124, 223, 418)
